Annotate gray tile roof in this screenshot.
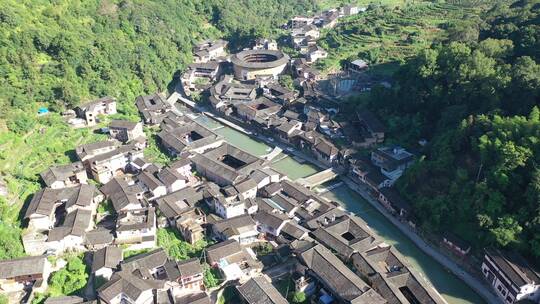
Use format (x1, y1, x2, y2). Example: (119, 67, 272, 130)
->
(121, 248, 167, 277)
(0, 255, 46, 279)
(44, 296, 84, 304)
(25, 185, 98, 219)
(311, 215, 380, 259)
(237, 276, 288, 304)
(100, 177, 143, 211)
(47, 208, 93, 241)
(40, 162, 85, 187)
(299, 244, 386, 303)
(97, 270, 157, 303)
(155, 187, 203, 218)
(84, 228, 114, 246)
(212, 214, 256, 237)
(174, 292, 211, 304)
(116, 207, 155, 232)
(92, 246, 123, 272)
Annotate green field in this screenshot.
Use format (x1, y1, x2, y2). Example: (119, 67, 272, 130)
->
(317, 2, 485, 74)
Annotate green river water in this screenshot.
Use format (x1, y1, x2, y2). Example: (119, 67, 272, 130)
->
(195, 115, 485, 304)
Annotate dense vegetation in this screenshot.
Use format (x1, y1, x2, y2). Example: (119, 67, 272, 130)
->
(33, 255, 89, 303)
(353, 0, 540, 257)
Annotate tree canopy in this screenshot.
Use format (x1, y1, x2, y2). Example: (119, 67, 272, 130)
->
(349, 0, 540, 257)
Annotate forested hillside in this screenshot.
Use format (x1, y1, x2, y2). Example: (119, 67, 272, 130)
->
(0, 0, 317, 260)
(356, 0, 540, 258)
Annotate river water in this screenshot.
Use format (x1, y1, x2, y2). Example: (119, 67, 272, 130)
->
(195, 115, 484, 304)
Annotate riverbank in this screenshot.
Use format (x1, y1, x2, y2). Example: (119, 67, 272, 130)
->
(169, 89, 493, 304)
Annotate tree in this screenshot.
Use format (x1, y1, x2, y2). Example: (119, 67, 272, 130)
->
(48, 255, 88, 296)
(489, 216, 522, 247)
(292, 291, 307, 303)
(203, 263, 219, 288)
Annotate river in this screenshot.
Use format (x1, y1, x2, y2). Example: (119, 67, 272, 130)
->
(194, 115, 485, 304)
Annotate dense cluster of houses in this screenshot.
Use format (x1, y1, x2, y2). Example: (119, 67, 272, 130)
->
(288, 5, 365, 63)
(2, 4, 539, 304)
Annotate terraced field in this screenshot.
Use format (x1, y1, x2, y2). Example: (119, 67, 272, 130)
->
(317, 2, 485, 74)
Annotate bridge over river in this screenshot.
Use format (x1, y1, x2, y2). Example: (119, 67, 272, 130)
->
(296, 168, 340, 188)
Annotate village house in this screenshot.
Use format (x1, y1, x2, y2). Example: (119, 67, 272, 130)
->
(263, 83, 297, 104)
(181, 61, 221, 96)
(210, 214, 259, 245)
(75, 140, 120, 162)
(84, 143, 145, 184)
(191, 143, 263, 186)
(297, 244, 386, 304)
(349, 59, 369, 73)
(276, 120, 303, 143)
(211, 194, 247, 219)
(155, 186, 203, 226)
(40, 161, 88, 189)
(290, 16, 314, 29)
(157, 115, 223, 157)
(0, 255, 51, 293)
(25, 184, 102, 231)
(91, 246, 123, 280)
(84, 228, 114, 250)
(176, 207, 206, 244)
(234, 179, 258, 200)
(164, 258, 204, 294)
(193, 39, 228, 63)
(135, 93, 172, 125)
(209, 76, 258, 114)
(46, 208, 94, 253)
(174, 292, 211, 304)
(259, 193, 300, 218)
(136, 169, 167, 199)
(115, 207, 156, 249)
(352, 245, 447, 304)
(356, 109, 385, 145)
(100, 176, 146, 212)
(253, 210, 290, 238)
(482, 249, 540, 303)
(280, 221, 310, 241)
(306, 45, 328, 63)
(371, 146, 415, 181)
(378, 187, 412, 219)
(234, 97, 281, 122)
(317, 10, 340, 29)
(97, 269, 157, 304)
(249, 167, 282, 190)
(108, 120, 145, 144)
(291, 24, 320, 50)
(156, 165, 189, 193)
(253, 38, 278, 51)
(311, 214, 380, 261)
(442, 233, 471, 257)
(206, 239, 262, 282)
(303, 133, 339, 165)
(75, 96, 117, 126)
(341, 4, 361, 16)
(237, 276, 288, 304)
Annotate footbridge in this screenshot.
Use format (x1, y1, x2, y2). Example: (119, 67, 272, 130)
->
(262, 147, 283, 162)
(297, 168, 340, 189)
